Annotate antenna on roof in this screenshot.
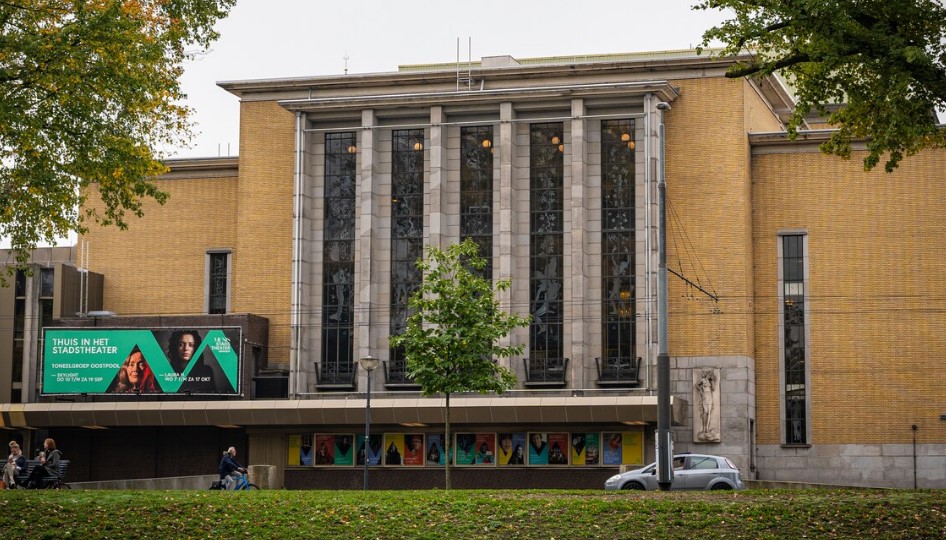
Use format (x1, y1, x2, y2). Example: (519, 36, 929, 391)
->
(344, 51, 350, 75)
(457, 37, 472, 91)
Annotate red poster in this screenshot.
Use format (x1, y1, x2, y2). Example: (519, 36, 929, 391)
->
(314, 434, 335, 465)
(547, 433, 569, 465)
(403, 434, 425, 466)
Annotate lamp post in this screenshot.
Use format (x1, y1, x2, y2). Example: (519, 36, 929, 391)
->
(358, 355, 380, 490)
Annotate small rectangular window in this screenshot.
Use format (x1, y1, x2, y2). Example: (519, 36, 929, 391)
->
(207, 251, 230, 314)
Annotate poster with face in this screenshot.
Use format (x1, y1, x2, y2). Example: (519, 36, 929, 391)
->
(602, 431, 644, 465)
(403, 434, 425, 466)
(426, 434, 447, 466)
(497, 433, 526, 466)
(383, 433, 405, 466)
(356, 434, 383, 466)
(570, 433, 600, 466)
(454, 433, 477, 465)
(333, 434, 354, 466)
(547, 433, 569, 465)
(314, 434, 335, 465)
(528, 432, 548, 465)
(473, 433, 496, 465)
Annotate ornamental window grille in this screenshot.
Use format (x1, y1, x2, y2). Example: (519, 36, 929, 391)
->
(389, 129, 425, 378)
(321, 132, 358, 378)
(208, 252, 229, 314)
(601, 119, 636, 364)
(460, 125, 494, 279)
(529, 123, 564, 363)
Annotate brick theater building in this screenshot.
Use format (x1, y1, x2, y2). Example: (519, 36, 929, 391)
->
(3, 49, 945, 489)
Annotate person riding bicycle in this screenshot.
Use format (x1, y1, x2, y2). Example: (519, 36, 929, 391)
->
(218, 446, 246, 490)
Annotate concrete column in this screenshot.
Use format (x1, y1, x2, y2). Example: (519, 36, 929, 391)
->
(429, 106, 446, 249)
(497, 103, 517, 352)
(22, 269, 38, 402)
(357, 110, 378, 377)
(568, 99, 588, 386)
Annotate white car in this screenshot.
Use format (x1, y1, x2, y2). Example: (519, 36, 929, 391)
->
(604, 453, 746, 491)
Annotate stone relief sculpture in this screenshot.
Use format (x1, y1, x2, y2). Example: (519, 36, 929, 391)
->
(693, 368, 721, 443)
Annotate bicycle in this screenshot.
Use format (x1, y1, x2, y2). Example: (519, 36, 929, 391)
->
(211, 473, 259, 491)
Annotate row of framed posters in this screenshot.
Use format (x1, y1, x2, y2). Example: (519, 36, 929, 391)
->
(288, 431, 644, 467)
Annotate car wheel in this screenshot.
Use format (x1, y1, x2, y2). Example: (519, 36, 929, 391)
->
(621, 482, 645, 490)
(710, 483, 732, 490)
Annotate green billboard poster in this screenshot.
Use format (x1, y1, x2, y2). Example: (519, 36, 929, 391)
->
(42, 328, 241, 396)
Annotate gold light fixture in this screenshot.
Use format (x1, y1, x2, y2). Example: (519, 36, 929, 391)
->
(620, 133, 635, 150)
(482, 139, 492, 149)
(413, 141, 423, 151)
(551, 135, 560, 145)
(558, 144, 565, 153)
(347, 144, 357, 154)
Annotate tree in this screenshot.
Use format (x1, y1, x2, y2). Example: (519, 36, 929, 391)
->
(0, 0, 235, 266)
(696, 0, 946, 172)
(388, 240, 530, 489)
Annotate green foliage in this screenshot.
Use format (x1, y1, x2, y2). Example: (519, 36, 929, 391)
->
(0, 0, 235, 266)
(389, 239, 529, 489)
(696, 0, 946, 172)
(389, 239, 529, 397)
(1, 489, 945, 539)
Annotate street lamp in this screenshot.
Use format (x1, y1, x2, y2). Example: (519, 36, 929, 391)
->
(358, 355, 380, 490)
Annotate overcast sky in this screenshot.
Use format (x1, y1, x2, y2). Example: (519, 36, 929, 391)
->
(172, 0, 730, 158)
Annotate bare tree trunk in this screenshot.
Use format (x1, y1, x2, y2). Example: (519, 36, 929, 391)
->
(445, 392, 451, 490)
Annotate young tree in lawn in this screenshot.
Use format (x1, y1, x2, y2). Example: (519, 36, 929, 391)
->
(388, 239, 529, 489)
(696, 0, 946, 172)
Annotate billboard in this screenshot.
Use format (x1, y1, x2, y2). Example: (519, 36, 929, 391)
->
(42, 328, 241, 395)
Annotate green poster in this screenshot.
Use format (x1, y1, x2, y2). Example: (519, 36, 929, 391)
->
(42, 328, 241, 395)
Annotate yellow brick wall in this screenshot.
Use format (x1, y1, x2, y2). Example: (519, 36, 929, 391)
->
(80, 176, 238, 315)
(232, 101, 296, 367)
(743, 79, 785, 133)
(665, 77, 755, 358)
(753, 148, 946, 445)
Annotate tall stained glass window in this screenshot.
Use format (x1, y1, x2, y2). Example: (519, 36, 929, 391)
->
(389, 129, 425, 382)
(601, 120, 636, 363)
(460, 125, 494, 279)
(529, 123, 564, 362)
(321, 132, 357, 380)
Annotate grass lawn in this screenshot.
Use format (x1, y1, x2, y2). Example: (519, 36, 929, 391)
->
(0, 488, 944, 539)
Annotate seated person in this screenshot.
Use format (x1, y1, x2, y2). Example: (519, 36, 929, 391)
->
(3, 441, 26, 489)
(25, 438, 61, 488)
(218, 446, 246, 490)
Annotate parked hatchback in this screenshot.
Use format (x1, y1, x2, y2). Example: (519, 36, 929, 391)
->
(604, 453, 746, 491)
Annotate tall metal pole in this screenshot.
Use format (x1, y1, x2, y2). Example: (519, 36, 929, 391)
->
(656, 101, 673, 491)
(363, 368, 372, 490)
(359, 355, 379, 490)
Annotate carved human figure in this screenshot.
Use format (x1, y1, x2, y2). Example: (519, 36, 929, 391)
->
(696, 369, 718, 441)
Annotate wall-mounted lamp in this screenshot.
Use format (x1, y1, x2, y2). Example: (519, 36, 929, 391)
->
(347, 144, 357, 154)
(551, 136, 560, 145)
(413, 142, 424, 151)
(558, 144, 564, 153)
(482, 139, 492, 149)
